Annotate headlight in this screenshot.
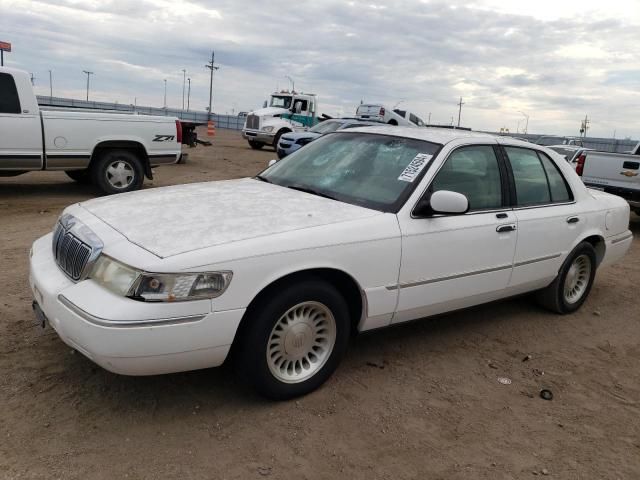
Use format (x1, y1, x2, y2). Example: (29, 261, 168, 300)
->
(130, 271, 232, 302)
(262, 126, 274, 132)
(91, 255, 139, 296)
(90, 255, 232, 302)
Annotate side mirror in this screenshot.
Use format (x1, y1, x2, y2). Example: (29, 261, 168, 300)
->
(430, 190, 469, 214)
(268, 159, 277, 167)
(294, 102, 302, 114)
(415, 190, 469, 216)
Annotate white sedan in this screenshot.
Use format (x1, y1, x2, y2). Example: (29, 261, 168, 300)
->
(29, 127, 633, 399)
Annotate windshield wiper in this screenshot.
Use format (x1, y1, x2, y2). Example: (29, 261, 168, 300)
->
(255, 174, 272, 183)
(286, 184, 337, 201)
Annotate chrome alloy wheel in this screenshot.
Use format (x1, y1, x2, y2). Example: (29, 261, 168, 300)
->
(106, 160, 135, 189)
(563, 254, 592, 304)
(266, 301, 337, 384)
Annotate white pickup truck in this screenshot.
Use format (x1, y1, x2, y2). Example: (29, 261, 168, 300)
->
(355, 104, 424, 126)
(0, 67, 182, 194)
(576, 142, 640, 215)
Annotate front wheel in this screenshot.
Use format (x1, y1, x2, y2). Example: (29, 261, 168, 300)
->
(536, 242, 597, 313)
(248, 141, 264, 150)
(91, 150, 144, 195)
(238, 279, 351, 399)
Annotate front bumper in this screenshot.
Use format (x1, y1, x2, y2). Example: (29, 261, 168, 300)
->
(277, 141, 301, 159)
(242, 129, 275, 144)
(29, 234, 245, 376)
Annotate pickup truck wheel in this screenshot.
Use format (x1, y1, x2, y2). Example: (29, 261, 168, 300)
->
(248, 141, 264, 150)
(92, 150, 144, 195)
(239, 279, 350, 400)
(65, 169, 92, 185)
(536, 242, 597, 314)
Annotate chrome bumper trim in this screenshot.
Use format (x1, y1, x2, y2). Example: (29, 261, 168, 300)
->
(58, 295, 206, 328)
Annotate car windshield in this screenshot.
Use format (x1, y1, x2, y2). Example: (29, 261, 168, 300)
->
(309, 121, 343, 134)
(261, 132, 441, 212)
(270, 96, 292, 109)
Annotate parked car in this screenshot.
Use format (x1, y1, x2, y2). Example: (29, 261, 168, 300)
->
(547, 145, 593, 164)
(30, 127, 632, 399)
(356, 104, 423, 126)
(0, 67, 182, 194)
(576, 142, 640, 215)
(276, 118, 381, 158)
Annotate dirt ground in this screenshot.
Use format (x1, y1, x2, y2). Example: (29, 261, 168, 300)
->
(1, 127, 639, 479)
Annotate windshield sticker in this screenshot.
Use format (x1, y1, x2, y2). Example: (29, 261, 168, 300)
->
(398, 153, 432, 182)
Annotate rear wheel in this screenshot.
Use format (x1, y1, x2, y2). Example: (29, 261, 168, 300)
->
(91, 150, 144, 195)
(536, 242, 597, 314)
(238, 279, 350, 400)
(65, 169, 92, 185)
(248, 141, 264, 150)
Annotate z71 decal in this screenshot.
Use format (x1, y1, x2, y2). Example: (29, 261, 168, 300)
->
(153, 135, 175, 142)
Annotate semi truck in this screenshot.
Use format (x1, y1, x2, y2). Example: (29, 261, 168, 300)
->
(241, 91, 319, 150)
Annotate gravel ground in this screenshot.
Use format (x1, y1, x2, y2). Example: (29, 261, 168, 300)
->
(1, 127, 639, 479)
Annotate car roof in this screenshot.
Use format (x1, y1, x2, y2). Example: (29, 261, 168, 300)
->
(547, 144, 581, 150)
(341, 125, 529, 146)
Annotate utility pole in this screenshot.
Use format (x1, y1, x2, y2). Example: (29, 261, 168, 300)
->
(82, 70, 94, 101)
(181, 69, 186, 111)
(48, 70, 53, 98)
(187, 78, 191, 111)
(456, 97, 464, 128)
(427, 112, 431, 125)
(518, 110, 529, 134)
(580, 115, 590, 139)
(30, 73, 35, 86)
(163, 79, 167, 108)
(285, 75, 295, 92)
(205, 50, 219, 121)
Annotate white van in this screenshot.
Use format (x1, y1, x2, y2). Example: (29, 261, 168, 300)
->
(356, 104, 424, 126)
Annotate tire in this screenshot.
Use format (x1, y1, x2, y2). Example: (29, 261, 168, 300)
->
(91, 150, 144, 195)
(272, 130, 289, 150)
(248, 141, 264, 150)
(238, 279, 351, 400)
(387, 119, 398, 126)
(536, 241, 597, 314)
(65, 169, 92, 185)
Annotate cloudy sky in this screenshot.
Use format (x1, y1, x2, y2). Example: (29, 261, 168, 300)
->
(1, 0, 639, 137)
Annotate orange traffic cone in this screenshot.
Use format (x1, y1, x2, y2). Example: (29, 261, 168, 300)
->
(207, 120, 216, 137)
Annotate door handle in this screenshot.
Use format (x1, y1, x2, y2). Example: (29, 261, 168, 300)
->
(566, 216, 580, 224)
(496, 223, 517, 233)
(496, 213, 508, 219)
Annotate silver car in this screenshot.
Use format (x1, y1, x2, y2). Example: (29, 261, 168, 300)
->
(277, 118, 381, 159)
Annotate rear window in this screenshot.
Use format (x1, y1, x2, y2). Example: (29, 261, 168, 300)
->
(0, 73, 21, 114)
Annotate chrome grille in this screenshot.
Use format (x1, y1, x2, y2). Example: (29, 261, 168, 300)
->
(52, 220, 95, 281)
(246, 114, 259, 130)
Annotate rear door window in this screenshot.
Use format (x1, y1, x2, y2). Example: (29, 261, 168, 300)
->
(537, 152, 572, 202)
(0, 73, 21, 114)
(505, 147, 572, 206)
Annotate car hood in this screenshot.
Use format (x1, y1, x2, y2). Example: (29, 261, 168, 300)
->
(79, 178, 381, 258)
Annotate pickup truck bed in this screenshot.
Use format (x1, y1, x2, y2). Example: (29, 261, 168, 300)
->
(577, 143, 640, 213)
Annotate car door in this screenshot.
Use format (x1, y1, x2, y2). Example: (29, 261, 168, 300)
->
(393, 143, 518, 323)
(501, 145, 585, 290)
(0, 72, 42, 170)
